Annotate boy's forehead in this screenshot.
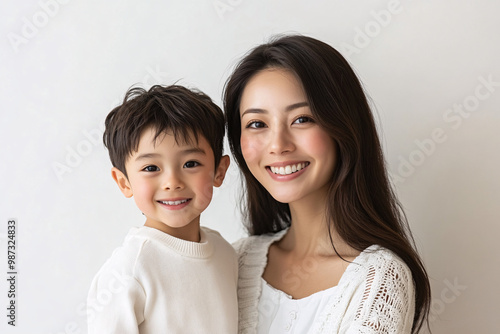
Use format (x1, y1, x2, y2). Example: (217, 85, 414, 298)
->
(133, 127, 216, 158)
(140, 127, 199, 148)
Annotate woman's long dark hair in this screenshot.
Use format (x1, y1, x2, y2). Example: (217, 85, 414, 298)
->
(224, 34, 430, 333)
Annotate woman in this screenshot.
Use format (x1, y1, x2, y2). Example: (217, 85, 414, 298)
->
(224, 35, 431, 333)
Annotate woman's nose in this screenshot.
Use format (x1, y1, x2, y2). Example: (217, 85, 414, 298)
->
(268, 126, 295, 155)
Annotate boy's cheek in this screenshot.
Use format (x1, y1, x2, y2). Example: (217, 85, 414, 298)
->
(197, 179, 215, 201)
(130, 181, 155, 203)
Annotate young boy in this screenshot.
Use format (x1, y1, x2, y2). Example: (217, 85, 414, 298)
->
(87, 85, 237, 333)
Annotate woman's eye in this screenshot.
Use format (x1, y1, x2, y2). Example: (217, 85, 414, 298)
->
(246, 121, 266, 129)
(184, 161, 200, 168)
(293, 116, 314, 124)
(143, 165, 160, 172)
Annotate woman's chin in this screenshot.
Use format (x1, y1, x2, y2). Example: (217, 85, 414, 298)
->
(268, 191, 300, 204)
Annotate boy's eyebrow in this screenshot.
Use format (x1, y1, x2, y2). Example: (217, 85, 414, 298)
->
(134, 148, 206, 161)
(241, 101, 309, 117)
(135, 153, 161, 161)
(181, 147, 206, 155)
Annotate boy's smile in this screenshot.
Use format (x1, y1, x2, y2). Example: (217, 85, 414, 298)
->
(111, 127, 229, 242)
(157, 198, 192, 210)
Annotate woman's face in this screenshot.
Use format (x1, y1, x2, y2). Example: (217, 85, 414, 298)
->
(239, 68, 337, 205)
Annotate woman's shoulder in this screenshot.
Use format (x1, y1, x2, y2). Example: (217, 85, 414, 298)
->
(341, 244, 414, 297)
(336, 246, 416, 333)
(355, 245, 412, 278)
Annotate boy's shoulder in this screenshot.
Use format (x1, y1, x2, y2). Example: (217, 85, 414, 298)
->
(200, 226, 222, 238)
(200, 226, 236, 257)
(92, 227, 152, 282)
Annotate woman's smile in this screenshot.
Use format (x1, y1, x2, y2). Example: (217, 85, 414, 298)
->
(266, 161, 310, 181)
(267, 161, 310, 174)
(239, 68, 337, 204)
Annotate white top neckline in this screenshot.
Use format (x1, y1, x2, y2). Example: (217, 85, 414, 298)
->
(261, 277, 338, 302)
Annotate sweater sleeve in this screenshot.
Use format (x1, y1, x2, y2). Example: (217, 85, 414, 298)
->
(345, 255, 415, 334)
(232, 237, 248, 256)
(87, 269, 146, 334)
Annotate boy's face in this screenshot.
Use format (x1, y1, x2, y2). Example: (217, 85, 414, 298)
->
(112, 127, 229, 242)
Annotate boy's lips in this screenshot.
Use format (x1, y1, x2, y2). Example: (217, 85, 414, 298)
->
(157, 198, 192, 210)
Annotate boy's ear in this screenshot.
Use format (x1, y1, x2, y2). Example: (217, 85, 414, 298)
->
(111, 167, 133, 198)
(214, 155, 230, 188)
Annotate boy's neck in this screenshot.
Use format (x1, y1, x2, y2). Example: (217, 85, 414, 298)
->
(144, 217, 201, 242)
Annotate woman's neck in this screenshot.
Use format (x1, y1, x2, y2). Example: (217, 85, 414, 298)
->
(280, 185, 356, 258)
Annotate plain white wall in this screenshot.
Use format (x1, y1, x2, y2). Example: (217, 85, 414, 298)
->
(1, 0, 498, 333)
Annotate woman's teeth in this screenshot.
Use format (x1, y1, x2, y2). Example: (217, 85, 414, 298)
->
(160, 199, 189, 205)
(269, 162, 309, 175)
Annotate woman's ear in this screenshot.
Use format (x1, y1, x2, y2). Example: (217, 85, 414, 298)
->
(214, 155, 230, 187)
(111, 167, 133, 198)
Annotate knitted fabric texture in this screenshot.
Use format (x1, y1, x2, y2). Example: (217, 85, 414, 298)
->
(233, 230, 415, 334)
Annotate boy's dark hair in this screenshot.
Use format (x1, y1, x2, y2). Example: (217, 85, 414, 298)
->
(103, 85, 224, 177)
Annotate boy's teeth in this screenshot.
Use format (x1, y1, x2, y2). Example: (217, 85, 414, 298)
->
(161, 199, 188, 205)
(270, 162, 309, 175)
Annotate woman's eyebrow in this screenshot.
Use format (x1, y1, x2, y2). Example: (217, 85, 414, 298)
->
(241, 108, 266, 117)
(285, 101, 309, 111)
(241, 101, 309, 117)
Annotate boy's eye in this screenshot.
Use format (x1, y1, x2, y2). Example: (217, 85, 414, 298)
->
(246, 120, 266, 129)
(293, 116, 314, 124)
(143, 165, 160, 172)
(183, 161, 200, 168)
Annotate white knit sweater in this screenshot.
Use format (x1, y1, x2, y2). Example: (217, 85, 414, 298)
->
(87, 226, 238, 333)
(233, 229, 415, 334)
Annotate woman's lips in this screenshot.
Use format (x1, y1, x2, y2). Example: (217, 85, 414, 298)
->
(266, 161, 310, 181)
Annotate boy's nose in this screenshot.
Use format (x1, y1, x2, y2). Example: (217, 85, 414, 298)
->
(162, 172, 184, 190)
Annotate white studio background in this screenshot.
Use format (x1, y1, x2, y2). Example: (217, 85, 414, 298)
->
(1, 0, 498, 333)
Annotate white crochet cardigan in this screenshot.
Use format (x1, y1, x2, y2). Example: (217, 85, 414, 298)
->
(233, 229, 415, 334)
